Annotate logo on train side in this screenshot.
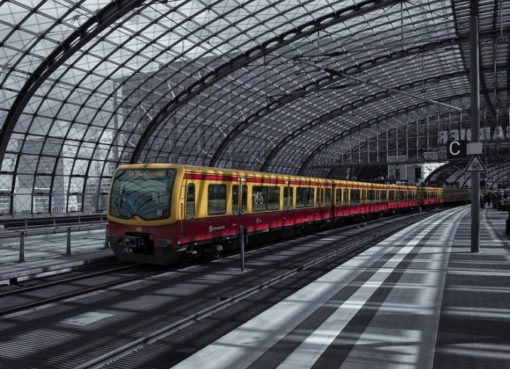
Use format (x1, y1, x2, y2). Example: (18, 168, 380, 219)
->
(209, 225, 226, 232)
(253, 191, 265, 205)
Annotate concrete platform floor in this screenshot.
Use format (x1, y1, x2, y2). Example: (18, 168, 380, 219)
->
(170, 206, 510, 369)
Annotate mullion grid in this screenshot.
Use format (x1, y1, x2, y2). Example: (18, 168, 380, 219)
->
(140, 0, 326, 163)
(215, 0, 454, 170)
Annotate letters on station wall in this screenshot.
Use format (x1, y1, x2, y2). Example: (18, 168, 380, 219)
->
(437, 126, 510, 145)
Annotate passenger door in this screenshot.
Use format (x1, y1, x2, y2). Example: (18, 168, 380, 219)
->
(181, 182, 196, 242)
(232, 182, 247, 227)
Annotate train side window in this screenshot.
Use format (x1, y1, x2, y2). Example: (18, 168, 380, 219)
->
(232, 185, 239, 216)
(186, 183, 195, 220)
(325, 188, 332, 206)
(389, 191, 395, 201)
(367, 190, 375, 203)
(380, 190, 387, 201)
(351, 189, 361, 204)
(267, 186, 280, 210)
(398, 191, 405, 200)
(297, 187, 313, 208)
(343, 189, 349, 204)
(252, 186, 266, 212)
(335, 189, 341, 205)
(208, 184, 226, 215)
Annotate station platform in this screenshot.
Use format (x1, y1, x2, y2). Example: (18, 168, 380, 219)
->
(171, 206, 510, 369)
(0, 227, 112, 284)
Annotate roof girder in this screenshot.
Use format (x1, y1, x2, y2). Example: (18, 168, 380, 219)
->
(130, 0, 403, 163)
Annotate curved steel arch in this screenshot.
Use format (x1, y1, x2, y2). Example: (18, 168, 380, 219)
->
(208, 73, 340, 166)
(297, 92, 472, 175)
(260, 30, 510, 172)
(131, 0, 403, 163)
(0, 0, 146, 167)
(261, 69, 468, 171)
(212, 37, 463, 167)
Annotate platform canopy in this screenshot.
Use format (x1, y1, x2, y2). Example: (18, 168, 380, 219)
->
(0, 0, 508, 215)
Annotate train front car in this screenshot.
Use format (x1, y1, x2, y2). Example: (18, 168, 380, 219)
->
(107, 164, 183, 264)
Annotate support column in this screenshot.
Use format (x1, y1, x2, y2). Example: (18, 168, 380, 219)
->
(470, 0, 480, 253)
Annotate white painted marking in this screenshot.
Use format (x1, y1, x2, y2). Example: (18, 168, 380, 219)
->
(61, 312, 113, 326)
(277, 210, 463, 369)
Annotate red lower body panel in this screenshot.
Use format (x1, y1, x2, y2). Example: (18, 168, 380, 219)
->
(109, 201, 419, 264)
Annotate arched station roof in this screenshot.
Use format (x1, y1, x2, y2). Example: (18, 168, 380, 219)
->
(0, 0, 508, 215)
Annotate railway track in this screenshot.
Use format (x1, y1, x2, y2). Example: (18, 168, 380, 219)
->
(1, 210, 427, 319)
(74, 211, 433, 369)
(0, 263, 171, 317)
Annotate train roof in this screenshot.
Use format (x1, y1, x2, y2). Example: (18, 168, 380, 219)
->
(117, 163, 440, 190)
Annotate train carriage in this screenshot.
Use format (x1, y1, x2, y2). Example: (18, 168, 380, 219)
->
(107, 163, 469, 265)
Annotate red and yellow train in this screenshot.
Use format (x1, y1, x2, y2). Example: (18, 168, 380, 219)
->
(107, 163, 469, 264)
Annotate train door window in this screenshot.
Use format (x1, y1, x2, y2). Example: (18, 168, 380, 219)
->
(343, 189, 349, 204)
(309, 188, 315, 207)
(351, 189, 361, 204)
(325, 188, 332, 206)
(232, 185, 239, 215)
(241, 185, 247, 214)
(252, 186, 266, 212)
(284, 186, 292, 210)
(186, 183, 195, 220)
(267, 186, 280, 210)
(208, 184, 226, 215)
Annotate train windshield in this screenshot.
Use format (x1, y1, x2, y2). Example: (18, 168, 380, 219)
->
(109, 168, 176, 220)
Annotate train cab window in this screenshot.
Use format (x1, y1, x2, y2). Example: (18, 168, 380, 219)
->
(325, 188, 332, 206)
(351, 189, 361, 204)
(284, 186, 293, 210)
(297, 187, 314, 208)
(186, 183, 195, 219)
(208, 184, 226, 215)
(335, 189, 341, 205)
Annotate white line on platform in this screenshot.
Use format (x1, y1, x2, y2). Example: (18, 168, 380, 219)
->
(170, 207, 465, 369)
